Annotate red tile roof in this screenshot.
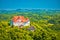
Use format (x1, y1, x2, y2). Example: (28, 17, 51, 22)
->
(12, 16, 29, 23)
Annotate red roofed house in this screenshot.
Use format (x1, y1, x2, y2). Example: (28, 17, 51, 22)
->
(12, 16, 30, 27)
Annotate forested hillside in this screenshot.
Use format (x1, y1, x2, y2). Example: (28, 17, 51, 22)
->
(0, 9, 60, 40)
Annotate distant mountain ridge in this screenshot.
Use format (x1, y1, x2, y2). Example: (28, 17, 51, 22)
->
(0, 9, 60, 14)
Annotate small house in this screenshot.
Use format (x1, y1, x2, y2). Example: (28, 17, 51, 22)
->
(11, 16, 30, 27)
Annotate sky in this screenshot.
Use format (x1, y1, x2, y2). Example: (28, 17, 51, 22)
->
(0, 0, 60, 10)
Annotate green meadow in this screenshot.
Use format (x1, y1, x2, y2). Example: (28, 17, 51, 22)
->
(0, 9, 60, 40)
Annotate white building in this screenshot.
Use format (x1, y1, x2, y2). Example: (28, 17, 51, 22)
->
(12, 16, 30, 27)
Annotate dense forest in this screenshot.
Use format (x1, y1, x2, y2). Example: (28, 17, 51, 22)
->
(0, 9, 60, 40)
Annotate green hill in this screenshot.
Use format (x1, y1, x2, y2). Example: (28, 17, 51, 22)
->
(0, 9, 60, 40)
